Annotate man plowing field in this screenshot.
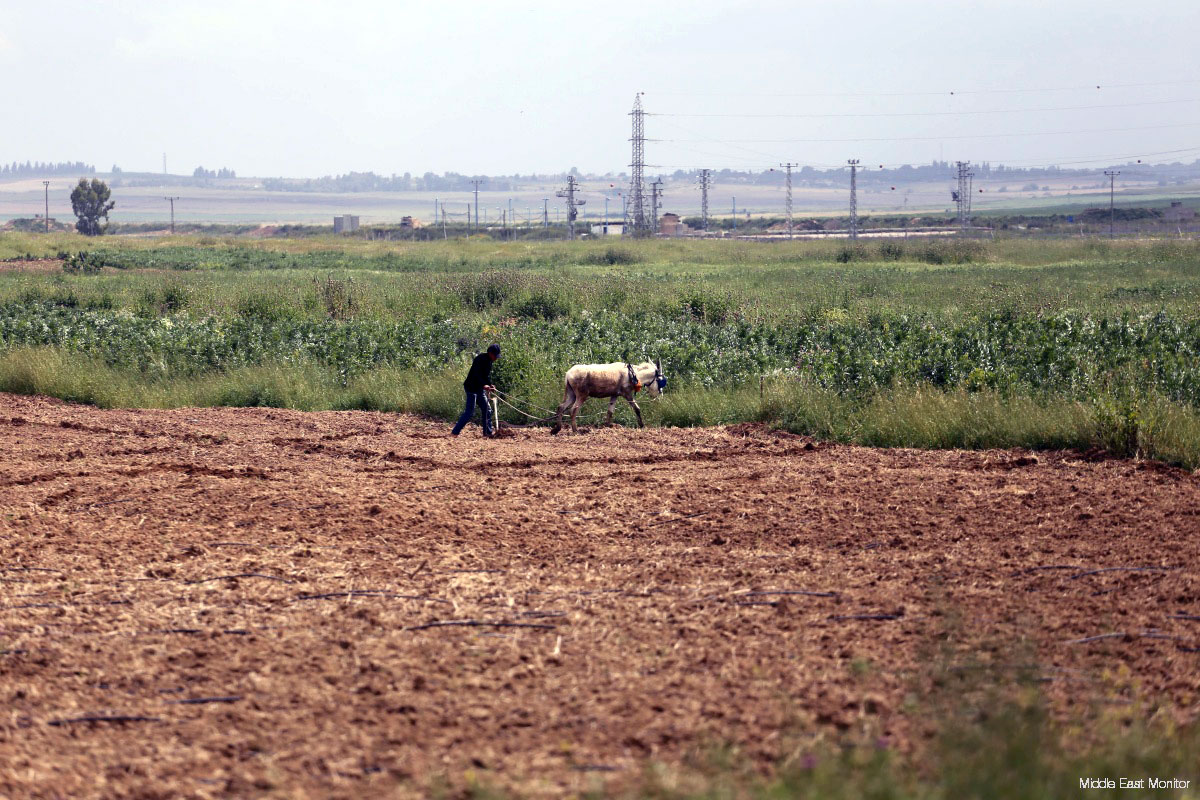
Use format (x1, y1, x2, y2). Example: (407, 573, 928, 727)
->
(451, 344, 500, 438)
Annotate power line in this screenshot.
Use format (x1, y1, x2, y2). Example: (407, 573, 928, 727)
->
(626, 93, 649, 237)
(555, 175, 585, 240)
(163, 196, 180, 234)
(953, 162, 974, 230)
(646, 142, 1200, 172)
(648, 79, 1200, 99)
(847, 160, 859, 240)
(652, 120, 1200, 149)
(1105, 170, 1121, 238)
(778, 163, 796, 237)
(698, 168, 712, 233)
(649, 96, 1200, 120)
(470, 179, 484, 233)
(934, 145, 1200, 170)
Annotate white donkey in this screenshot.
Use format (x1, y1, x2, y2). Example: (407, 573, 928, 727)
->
(550, 360, 666, 434)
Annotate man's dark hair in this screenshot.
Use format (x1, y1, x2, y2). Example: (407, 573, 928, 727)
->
(487, 344, 501, 357)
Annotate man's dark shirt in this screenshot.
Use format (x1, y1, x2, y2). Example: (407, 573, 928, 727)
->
(463, 352, 493, 392)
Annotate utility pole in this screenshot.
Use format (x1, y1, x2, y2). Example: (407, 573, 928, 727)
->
(649, 177, 663, 235)
(954, 161, 974, 232)
(555, 175, 585, 240)
(543, 198, 549, 227)
(42, 181, 49, 233)
(442, 203, 448, 239)
(848, 160, 860, 240)
(1105, 170, 1120, 238)
(163, 196, 180, 234)
(470, 179, 484, 233)
(698, 169, 711, 233)
(732, 196, 737, 232)
(626, 93, 648, 236)
(779, 162, 797, 238)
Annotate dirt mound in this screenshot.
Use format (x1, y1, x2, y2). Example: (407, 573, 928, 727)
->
(1, 392, 1197, 797)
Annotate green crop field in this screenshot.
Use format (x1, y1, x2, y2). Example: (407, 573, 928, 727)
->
(3, 232, 1200, 468)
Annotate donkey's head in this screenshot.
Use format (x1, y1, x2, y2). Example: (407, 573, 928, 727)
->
(646, 359, 667, 397)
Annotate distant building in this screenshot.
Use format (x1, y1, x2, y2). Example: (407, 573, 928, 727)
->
(1164, 201, 1195, 223)
(590, 221, 625, 236)
(333, 215, 360, 233)
(659, 212, 689, 236)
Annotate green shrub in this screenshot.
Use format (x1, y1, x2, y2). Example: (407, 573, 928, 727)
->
(457, 271, 520, 311)
(310, 275, 358, 319)
(202, 364, 328, 409)
(137, 282, 190, 316)
(835, 244, 868, 263)
(678, 289, 733, 324)
(61, 251, 103, 275)
(235, 291, 296, 322)
(582, 247, 641, 266)
(509, 289, 572, 320)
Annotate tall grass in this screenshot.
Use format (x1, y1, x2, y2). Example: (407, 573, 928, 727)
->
(5, 234, 1200, 467)
(4, 347, 1198, 468)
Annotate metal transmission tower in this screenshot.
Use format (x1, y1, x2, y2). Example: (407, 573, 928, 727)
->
(556, 175, 585, 239)
(779, 162, 797, 237)
(42, 181, 49, 233)
(698, 169, 712, 233)
(649, 177, 663, 234)
(163, 196, 180, 234)
(953, 161, 974, 231)
(625, 93, 649, 236)
(1104, 170, 1120, 238)
(847, 160, 860, 240)
(470, 179, 485, 233)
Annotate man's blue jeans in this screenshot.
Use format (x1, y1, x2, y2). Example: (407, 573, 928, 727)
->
(452, 390, 492, 436)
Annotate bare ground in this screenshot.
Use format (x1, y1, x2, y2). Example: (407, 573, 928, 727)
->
(1, 392, 1198, 798)
(0, 259, 63, 274)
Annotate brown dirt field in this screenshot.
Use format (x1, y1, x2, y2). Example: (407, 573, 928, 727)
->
(1, 391, 1198, 798)
(0, 259, 63, 274)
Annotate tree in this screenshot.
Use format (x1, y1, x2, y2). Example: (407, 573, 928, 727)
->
(70, 178, 115, 236)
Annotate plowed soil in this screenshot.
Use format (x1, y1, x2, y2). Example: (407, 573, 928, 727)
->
(2, 392, 1198, 798)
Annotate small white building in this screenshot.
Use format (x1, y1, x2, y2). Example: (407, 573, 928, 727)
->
(333, 215, 360, 233)
(590, 221, 625, 236)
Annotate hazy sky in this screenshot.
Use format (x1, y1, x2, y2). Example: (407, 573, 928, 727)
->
(3, 0, 1198, 177)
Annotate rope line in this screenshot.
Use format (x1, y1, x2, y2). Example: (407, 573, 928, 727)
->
(490, 388, 662, 428)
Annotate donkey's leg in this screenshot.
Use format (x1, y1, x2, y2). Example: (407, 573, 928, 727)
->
(551, 384, 575, 435)
(627, 396, 644, 428)
(569, 393, 587, 433)
(605, 396, 618, 426)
